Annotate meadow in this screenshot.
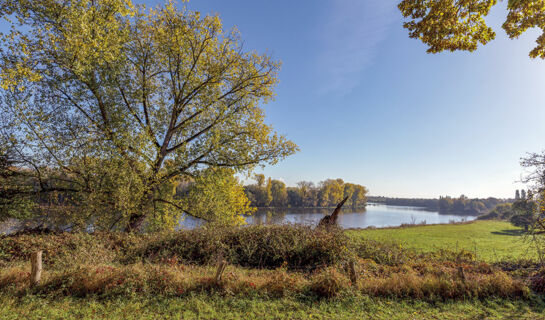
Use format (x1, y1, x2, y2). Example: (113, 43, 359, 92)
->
(347, 221, 539, 262)
(1, 222, 544, 319)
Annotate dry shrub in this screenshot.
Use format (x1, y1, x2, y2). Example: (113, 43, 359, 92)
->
(35, 264, 187, 297)
(0, 266, 30, 292)
(360, 268, 528, 300)
(0, 232, 131, 268)
(528, 267, 545, 293)
(309, 267, 350, 298)
(134, 225, 350, 270)
(259, 268, 306, 297)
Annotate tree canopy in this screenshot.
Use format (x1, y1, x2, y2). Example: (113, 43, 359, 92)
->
(398, 0, 545, 58)
(244, 176, 368, 208)
(0, 0, 297, 231)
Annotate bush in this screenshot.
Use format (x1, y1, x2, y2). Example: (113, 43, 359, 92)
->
(309, 267, 350, 298)
(133, 225, 350, 270)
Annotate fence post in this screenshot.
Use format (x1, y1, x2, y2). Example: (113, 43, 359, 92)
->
(458, 266, 466, 283)
(348, 261, 357, 286)
(215, 260, 227, 283)
(30, 250, 43, 286)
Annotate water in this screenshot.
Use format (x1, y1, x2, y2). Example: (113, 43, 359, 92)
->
(178, 203, 477, 229)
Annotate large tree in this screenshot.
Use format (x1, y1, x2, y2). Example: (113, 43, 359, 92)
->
(398, 0, 545, 58)
(0, 0, 297, 231)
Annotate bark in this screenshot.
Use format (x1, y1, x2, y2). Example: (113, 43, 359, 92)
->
(317, 196, 349, 228)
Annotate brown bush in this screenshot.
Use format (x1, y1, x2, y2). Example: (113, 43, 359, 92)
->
(309, 267, 350, 298)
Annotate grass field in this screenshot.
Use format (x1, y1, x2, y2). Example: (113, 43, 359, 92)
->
(1, 294, 543, 320)
(2, 222, 544, 319)
(347, 221, 539, 262)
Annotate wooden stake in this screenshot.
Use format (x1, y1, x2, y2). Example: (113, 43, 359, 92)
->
(215, 260, 227, 283)
(30, 251, 43, 286)
(458, 266, 466, 283)
(348, 261, 357, 285)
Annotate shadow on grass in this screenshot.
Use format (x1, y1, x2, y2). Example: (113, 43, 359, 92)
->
(491, 229, 526, 237)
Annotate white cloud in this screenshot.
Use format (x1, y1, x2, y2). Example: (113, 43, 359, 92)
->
(317, 0, 397, 95)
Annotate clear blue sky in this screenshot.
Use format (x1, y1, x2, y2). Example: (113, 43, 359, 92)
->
(129, 1, 545, 198)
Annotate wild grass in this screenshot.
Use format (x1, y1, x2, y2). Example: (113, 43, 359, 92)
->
(1, 293, 543, 320)
(347, 220, 538, 262)
(0, 223, 541, 307)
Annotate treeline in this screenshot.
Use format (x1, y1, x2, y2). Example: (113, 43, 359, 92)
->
(369, 195, 508, 215)
(438, 196, 507, 215)
(244, 175, 368, 208)
(368, 197, 439, 209)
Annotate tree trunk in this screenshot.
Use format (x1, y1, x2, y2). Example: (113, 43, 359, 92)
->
(126, 214, 146, 232)
(317, 196, 349, 228)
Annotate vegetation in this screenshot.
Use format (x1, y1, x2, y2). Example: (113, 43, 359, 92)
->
(0, 225, 538, 299)
(2, 224, 545, 319)
(0, 0, 297, 231)
(2, 294, 544, 320)
(244, 175, 367, 208)
(348, 220, 538, 262)
(398, 0, 545, 58)
(369, 195, 507, 215)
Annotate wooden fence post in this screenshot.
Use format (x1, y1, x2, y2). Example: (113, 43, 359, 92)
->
(30, 250, 43, 286)
(215, 260, 227, 283)
(348, 261, 357, 285)
(458, 266, 466, 283)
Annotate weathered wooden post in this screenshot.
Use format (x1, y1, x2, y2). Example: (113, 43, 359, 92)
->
(458, 266, 466, 283)
(348, 261, 357, 286)
(215, 260, 227, 283)
(30, 250, 43, 286)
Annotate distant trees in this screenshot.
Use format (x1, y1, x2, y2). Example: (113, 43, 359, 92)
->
(244, 176, 368, 208)
(438, 196, 504, 215)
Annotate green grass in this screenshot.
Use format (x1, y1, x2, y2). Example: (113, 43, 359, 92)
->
(1, 294, 543, 320)
(347, 221, 538, 262)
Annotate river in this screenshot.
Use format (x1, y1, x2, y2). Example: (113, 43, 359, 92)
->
(177, 203, 478, 229)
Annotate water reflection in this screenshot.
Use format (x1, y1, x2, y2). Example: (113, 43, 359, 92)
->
(177, 203, 478, 230)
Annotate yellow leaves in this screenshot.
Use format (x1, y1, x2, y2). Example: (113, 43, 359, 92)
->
(398, 0, 497, 53)
(503, 0, 545, 58)
(400, 0, 545, 59)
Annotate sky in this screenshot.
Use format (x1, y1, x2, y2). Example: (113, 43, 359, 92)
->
(59, 1, 545, 198)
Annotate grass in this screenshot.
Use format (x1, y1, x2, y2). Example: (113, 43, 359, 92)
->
(1, 294, 544, 320)
(347, 221, 539, 262)
(1, 223, 544, 319)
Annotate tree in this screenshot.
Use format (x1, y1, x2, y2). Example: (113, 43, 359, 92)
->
(0, 0, 297, 231)
(521, 189, 527, 200)
(516, 189, 521, 200)
(180, 168, 255, 228)
(297, 181, 317, 207)
(270, 179, 288, 207)
(0, 143, 38, 221)
(398, 0, 545, 58)
(511, 198, 537, 232)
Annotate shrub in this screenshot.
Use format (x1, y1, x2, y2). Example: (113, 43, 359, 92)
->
(309, 267, 350, 298)
(133, 225, 350, 270)
(350, 238, 408, 266)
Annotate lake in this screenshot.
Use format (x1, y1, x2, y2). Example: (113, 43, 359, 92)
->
(177, 203, 478, 229)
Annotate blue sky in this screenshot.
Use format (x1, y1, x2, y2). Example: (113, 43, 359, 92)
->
(114, 1, 545, 197)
